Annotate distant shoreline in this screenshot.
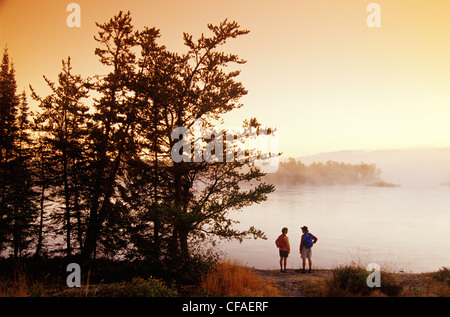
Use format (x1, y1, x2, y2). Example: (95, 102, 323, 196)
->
(366, 181, 401, 188)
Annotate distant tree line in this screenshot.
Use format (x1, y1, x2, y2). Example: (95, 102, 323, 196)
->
(265, 158, 382, 186)
(0, 12, 274, 266)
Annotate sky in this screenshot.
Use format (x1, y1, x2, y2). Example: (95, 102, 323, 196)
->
(1, 0, 450, 158)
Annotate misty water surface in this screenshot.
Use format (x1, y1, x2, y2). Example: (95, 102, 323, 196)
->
(219, 185, 450, 273)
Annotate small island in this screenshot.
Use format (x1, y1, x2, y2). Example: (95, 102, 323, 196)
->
(366, 181, 401, 188)
(264, 158, 399, 187)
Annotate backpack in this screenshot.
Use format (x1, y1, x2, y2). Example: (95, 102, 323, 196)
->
(275, 235, 286, 248)
(303, 233, 314, 248)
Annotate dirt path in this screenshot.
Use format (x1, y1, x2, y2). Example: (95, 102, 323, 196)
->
(253, 269, 332, 297)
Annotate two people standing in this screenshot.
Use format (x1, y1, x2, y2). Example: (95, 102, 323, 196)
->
(275, 226, 318, 273)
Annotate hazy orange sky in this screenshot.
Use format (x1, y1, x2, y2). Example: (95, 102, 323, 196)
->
(1, 0, 450, 157)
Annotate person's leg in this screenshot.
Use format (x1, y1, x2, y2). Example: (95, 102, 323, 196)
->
(307, 248, 313, 272)
(283, 257, 287, 272)
(300, 248, 306, 272)
(279, 257, 283, 272)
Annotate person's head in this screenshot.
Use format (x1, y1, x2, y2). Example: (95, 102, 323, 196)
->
(282, 227, 288, 235)
(301, 226, 308, 233)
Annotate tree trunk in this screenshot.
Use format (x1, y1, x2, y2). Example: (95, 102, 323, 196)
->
(63, 146, 71, 258)
(34, 173, 45, 257)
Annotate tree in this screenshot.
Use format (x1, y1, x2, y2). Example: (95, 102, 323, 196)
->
(0, 48, 38, 258)
(76, 12, 276, 262)
(31, 57, 91, 257)
(17, 12, 275, 264)
(133, 17, 275, 261)
(80, 11, 144, 261)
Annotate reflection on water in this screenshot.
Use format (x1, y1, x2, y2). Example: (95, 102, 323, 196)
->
(218, 185, 450, 273)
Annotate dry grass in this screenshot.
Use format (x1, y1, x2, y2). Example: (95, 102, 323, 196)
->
(200, 261, 282, 297)
(0, 279, 29, 297)
(0, 261, 31, 297)
(302, 264, 450, 297)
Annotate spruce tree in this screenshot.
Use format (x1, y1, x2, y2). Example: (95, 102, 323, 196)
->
(31, 57, 90, 257)
(0, 48, 38, 258)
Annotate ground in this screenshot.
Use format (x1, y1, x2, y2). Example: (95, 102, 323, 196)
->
(253, 269, 333, 297)
(252, 268, 436, 297)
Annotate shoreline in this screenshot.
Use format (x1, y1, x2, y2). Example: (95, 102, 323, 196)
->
(251, 266, 449, 297)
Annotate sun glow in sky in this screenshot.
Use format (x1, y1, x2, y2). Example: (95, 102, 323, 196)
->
(1, 0, 450, 157)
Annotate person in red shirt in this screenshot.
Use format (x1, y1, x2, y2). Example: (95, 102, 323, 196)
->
(276, 227, 290, 272)
(299, 226, 318, 273)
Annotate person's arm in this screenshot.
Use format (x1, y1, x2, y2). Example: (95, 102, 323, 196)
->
(299, 234, 304, 251)
(285, 236, 290, 253)
(312, 234, 318, 244)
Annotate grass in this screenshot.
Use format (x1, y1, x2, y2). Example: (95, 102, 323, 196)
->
(0, 258, 280, 297)
(0, 257, 182, 297)
(302, 264, 450, 297)
(57, 276, 178, 297)
(1, 257, 448, 297)
(200, 261, 281, 297)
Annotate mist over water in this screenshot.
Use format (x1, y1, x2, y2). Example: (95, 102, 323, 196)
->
(298, 148, 450, 188)
(218, 149, 450, 273)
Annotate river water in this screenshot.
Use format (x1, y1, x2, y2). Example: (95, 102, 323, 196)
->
(218, 185, 450, 273)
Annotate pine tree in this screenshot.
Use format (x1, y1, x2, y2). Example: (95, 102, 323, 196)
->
(25, 12, 276, 264)
(31, 57, 90, 257)
(129, 17, 275, 261)
(0, 48, 38, 258)
(81, 11, 144, 260)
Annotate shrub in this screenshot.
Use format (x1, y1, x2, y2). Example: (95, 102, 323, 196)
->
(431, 267, 450, 285)
(332, 265, 372, 296)
(330, 265, 402, 297)
(379, 272, 402, 296)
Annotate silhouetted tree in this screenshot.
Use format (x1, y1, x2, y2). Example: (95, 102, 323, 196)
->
(80, 11, 145, 260)
(79, 12, 275, 262)
(0, 48, 38, 258)
(31, 57, 91, 257)
(2, 13, 275, 265)
(134, 18, 274, 261)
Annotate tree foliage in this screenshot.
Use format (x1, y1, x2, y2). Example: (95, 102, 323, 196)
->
(0, 12, 275, 267)
(0, 48, 38, 258)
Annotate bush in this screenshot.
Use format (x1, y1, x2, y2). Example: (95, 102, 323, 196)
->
(331, 265, 402, 297)
(431, 267, 450, 285)
(96, 277, 177, 297)
(332, 265, 373, 296)
(380, 272, 402, 296)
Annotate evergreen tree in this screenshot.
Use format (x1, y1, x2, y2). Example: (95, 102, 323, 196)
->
(1, 13, 276, 264)
(81, 11, 145, 260)
(31, 57, 90, 257)
(77, 12, 275, 262)
(131, 17, 275, 261)
(0, 48, 38, 258)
